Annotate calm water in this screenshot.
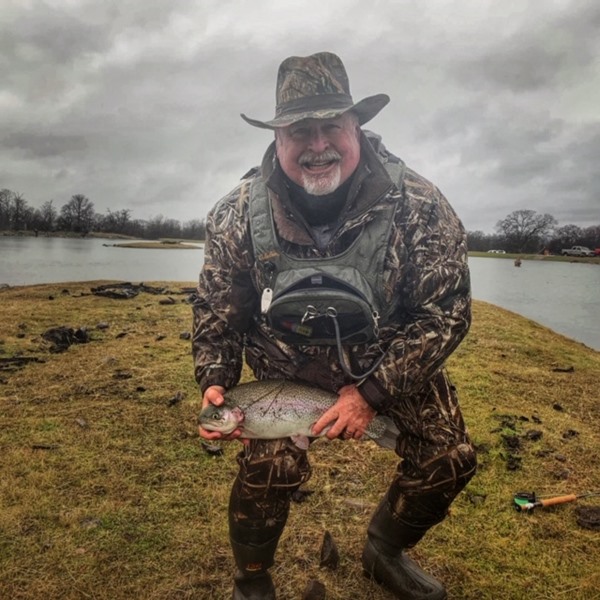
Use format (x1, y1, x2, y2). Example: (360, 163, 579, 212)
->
(1, 237, 599, 351)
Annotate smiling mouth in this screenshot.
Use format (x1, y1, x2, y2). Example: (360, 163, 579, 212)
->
(299, 151, 341, 173)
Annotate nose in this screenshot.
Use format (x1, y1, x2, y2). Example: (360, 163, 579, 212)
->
(307, 128, 329, 153)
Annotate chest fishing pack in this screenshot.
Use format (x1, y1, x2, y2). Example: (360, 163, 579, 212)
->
(248, 157, 406, 375)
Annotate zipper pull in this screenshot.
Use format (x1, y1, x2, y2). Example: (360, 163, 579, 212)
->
(261, 288, 273, 314)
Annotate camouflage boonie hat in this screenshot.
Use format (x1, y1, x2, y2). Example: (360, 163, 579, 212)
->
(241, 52, 389, 129)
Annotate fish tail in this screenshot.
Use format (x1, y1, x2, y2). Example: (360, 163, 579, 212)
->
(369, 416, 399, 450)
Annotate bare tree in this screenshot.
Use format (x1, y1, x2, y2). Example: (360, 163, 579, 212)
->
(495, 209, 557, 253)
(11, 193, 31, 230)
(59, 194, 96, 233)
(38, 200, 58, 231)
(0, 189, 12, 229)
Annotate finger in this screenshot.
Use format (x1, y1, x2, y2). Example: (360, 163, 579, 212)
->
(198, 426, 223, 441)
(312, 410, 338, 436)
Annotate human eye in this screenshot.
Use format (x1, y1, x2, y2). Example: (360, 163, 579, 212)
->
(290, 127, 310, 139)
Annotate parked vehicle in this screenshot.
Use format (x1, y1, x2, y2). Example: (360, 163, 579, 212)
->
(561, 246, 595, 257)
(487, 249, 506, 254)
(595, 248, 600, 256)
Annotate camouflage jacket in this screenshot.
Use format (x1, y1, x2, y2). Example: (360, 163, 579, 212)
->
(192, 132, 471, 413)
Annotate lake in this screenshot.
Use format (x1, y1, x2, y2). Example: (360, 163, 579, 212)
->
(1, 236, 599, 351)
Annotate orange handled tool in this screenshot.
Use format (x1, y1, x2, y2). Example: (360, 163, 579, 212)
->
(513, 491, 597, 512)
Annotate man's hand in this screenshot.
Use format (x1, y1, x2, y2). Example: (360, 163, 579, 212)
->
(311, 384, 376, 440)
(198, 385, 244, 441)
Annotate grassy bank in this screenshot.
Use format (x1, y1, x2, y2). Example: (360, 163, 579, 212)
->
(0, 283, 599, 600)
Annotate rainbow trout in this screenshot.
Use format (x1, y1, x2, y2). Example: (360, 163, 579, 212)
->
(198, 379, 399, 450)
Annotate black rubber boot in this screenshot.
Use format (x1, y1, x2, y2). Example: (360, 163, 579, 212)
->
(230, 525, 279, 599)
(362, 496, 447, 600)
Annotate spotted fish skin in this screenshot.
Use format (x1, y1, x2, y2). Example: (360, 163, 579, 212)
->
(198, 379, 398, 449)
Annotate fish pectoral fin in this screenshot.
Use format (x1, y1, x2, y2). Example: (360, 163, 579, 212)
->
(290, 434, 310, 450)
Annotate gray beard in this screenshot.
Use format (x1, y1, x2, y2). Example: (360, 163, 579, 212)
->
(300, 166, 342, 196)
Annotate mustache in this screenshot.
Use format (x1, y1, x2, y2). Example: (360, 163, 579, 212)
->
(298, 149, 342, 165)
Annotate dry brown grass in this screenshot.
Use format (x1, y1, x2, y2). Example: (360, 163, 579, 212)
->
(1, 282, 599, 599)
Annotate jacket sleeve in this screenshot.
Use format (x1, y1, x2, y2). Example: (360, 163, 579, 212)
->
(357, 178, 471, 412)
(192, 181, 258, 393)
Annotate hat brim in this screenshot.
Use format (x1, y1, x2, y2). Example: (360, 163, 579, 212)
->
(241, 93, 390, 130)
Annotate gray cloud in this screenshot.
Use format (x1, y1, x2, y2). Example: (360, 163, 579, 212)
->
(1, 0, 598, 233)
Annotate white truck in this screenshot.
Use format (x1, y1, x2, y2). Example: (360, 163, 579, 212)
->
(561, 246, 594, 257)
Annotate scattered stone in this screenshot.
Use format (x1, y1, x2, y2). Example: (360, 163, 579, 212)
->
(96, 322, 110, 330)
(468, 494, 486, 507)
(506, 455, 522, 471)
(158, 297, 176, 305)
(15, 333, 26, 339)
(525, 430, 543, 441)
(552, 469, 571, 480)
(18, 323, 27, 330)
(201, 441, 224, 456)
(562, 429, 579, 440)
(319, 531, 339, 570)
(552, 365, 574, 373)
(113, 370, 132, 380)
(302, 579, 326, 600)
(136, 386, 147, 392)
(115, 332, 128, 339)
(48, 295, 54, 300)
(0, 356, 46, 372)
(179, 332, 191, 340)
(42, 326, 90, 353)
(168, 391, 184, 407)
(552, 403, 564, 412)
(31, 444, 59, 451)
(501, 434, 522, 451)
(554, 454, 567, 463)
(531, 415, 542, 424)
(155, 334, 167, 341)
(291, 488, 315, 503)
(575, 506, 600, 531)
(61, 289, 70, 295)
(74, 417, 89, 429)
(90, 282, 168, 299)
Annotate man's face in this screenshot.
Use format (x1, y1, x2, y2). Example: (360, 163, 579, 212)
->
(275, 112, 361, 195)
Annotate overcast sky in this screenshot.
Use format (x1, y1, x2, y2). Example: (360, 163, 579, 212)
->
(1, 0, 598, 233)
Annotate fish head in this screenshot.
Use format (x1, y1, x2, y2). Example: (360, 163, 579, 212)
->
(199, 403, 244, 434)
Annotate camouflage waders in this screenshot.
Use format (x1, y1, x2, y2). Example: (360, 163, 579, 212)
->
(229, 369, 475, 598)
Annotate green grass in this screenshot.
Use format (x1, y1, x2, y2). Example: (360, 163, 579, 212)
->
(0, 282, 599, 599)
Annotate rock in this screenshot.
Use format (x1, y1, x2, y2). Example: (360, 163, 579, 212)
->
(302, 580, 326, 600)
(201, 441, 224, 456)
(112, 370, 132, 380)
(575, 506, 600, 531)
(319, 531, 339, 570)
(42, 326, 90, 352)
(562, 429, 579, 439)
(179, 332, 191, 340)
(168, 391, 184, 407)
(552, 403, 564, 411)
(158, 297, 176, 305)
(96, 322, 110, 330)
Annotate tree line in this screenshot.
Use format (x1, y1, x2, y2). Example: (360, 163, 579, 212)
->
(0, 189, 205, 240)
(469, 209, 598, 254)
(1, 190, 598, 252)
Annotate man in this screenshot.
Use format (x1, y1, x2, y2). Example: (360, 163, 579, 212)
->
(193, 52, 476, 600)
